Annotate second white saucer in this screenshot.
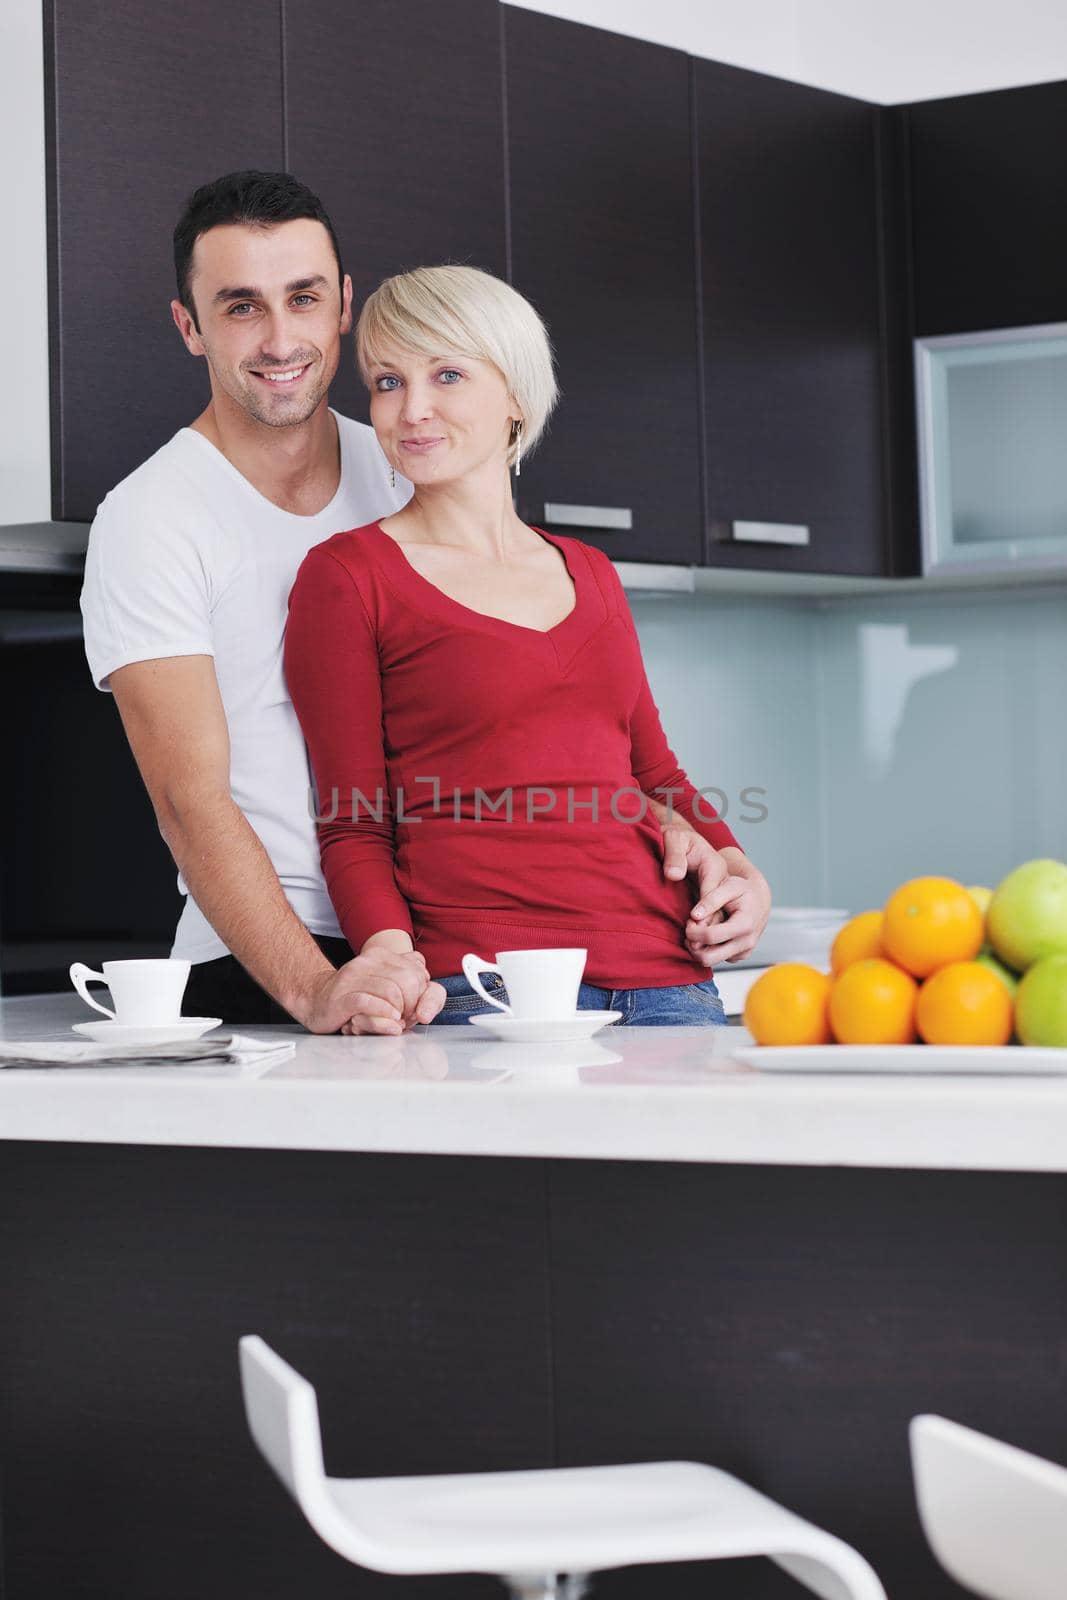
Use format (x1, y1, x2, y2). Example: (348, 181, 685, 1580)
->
(468, 1012, 622, 1043)
(71, 1017, 223, 1045)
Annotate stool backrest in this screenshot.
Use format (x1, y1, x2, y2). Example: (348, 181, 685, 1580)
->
(910, 1414, 1067, 1600)
(239, 1336, 391, 1569)
(239, 1335, 327, 1501)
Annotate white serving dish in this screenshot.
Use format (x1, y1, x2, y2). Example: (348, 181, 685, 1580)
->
(731, 1045, 1067, 1076)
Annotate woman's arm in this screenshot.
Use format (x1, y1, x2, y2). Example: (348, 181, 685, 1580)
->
(284, 544, 417, 955)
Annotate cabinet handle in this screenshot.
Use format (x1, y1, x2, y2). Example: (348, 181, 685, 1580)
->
(543, 503, 633, 531)
(730, 521, 810, 547)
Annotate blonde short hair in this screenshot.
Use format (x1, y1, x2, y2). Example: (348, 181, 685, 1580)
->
(356, 264, 559, 465)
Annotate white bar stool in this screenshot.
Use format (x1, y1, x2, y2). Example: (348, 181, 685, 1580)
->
(911, 1413, 1067, 1600)
(239, 1335, 886, 1599)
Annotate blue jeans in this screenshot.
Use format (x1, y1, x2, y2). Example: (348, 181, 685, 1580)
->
(430, 971, 727, 1027)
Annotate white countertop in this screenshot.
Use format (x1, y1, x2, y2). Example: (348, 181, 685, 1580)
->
(2, 992, 1067, 1171)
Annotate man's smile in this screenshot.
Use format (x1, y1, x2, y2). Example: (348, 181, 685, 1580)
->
(249, 362, 313, 386)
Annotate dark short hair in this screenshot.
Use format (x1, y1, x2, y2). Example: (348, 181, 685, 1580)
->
(173, 170, 345, 329)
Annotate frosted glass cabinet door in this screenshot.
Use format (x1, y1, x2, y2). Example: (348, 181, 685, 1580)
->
(915, 323, 1067, 574)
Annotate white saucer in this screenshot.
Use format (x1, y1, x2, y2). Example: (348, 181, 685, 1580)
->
(71, 1017, 223, 1045)
(468, 1012, 622, 1043)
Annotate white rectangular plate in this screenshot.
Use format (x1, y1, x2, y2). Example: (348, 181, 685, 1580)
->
(730, 1045, 1067, 1076)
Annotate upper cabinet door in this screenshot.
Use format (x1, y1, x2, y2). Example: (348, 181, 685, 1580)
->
(504, 10, 702, 565)
(46, 0, 284, 522)
(285, 0, 507, 429)
(695, 62, 891, 577)
(908, 82, 1067, 337)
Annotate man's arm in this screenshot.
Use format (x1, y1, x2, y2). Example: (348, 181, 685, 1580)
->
(110, 655, 441, 1033)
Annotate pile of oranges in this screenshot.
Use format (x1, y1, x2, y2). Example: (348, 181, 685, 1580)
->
(744, 877, 1015, 1047)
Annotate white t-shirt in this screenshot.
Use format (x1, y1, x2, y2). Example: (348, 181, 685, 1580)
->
(80, 410, 410, 963)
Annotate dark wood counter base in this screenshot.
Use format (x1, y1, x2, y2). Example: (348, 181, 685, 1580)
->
(2, 1144, 1063, 1598)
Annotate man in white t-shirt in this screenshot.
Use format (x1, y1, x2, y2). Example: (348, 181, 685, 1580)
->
(81, 170, 445, 1033)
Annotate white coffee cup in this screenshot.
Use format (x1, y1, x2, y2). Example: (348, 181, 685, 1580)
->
(69, 959, 191, 1025)
(461, 948, 587, 1020)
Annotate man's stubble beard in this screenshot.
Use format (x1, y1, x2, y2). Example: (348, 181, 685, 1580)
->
(241, 366, 332, 427)
(207, 344, 336, 429)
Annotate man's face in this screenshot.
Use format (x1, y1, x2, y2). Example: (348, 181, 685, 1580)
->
(171, 218, 352, 427)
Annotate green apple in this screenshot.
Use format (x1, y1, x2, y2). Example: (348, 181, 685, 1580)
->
(1015, 955, 1067, 1048)
(975, 947, 1018, 996)
(987, 859, 1067, 972)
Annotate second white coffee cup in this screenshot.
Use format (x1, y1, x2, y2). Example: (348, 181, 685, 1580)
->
(461, 947, 587, 1020)
(69, 958, 191, 1025)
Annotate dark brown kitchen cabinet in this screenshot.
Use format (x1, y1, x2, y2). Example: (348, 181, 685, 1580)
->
(284, 0, 508, 428)
(694, 61, 895, 577)
(503, 9, 703, 565)
(907, 80, 1067, 337)
(45, 0, 284, 522)
(45, 0, 909, 576)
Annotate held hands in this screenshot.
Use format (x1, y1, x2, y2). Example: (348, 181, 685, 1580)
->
(302, 934, 445, 1035)
(661, 832, 772, 966)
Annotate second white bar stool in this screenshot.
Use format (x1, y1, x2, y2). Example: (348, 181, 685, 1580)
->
(911, 1413, 1067, 1600)
(240, 1334, 886, 1599)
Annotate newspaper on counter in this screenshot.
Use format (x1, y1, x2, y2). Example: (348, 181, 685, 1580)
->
(0, 1034, 296, 1069)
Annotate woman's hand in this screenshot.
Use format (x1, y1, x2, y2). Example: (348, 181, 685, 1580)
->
(330, 932, 446, 1033)
(303, 947, 442, 1034)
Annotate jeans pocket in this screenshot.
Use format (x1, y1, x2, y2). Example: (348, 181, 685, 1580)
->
(683, 979, 727, 1022)
(439, 973, 507, 1013)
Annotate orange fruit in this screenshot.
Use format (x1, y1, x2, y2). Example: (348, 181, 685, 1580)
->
(743, 963, 832, 1046)
(830, 910, 885, 976)
(916, 961, 1014, 1046)
(829, 958, 918, 1045)
(881, 876, 984, 978)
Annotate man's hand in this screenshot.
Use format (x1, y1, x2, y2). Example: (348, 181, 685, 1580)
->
(685, 846, 772, 965)
(660, 828, 772, 966)
(301, 948, 445, 1036)
(661, 822, 729, 908)
(341, 929, 446, 1033)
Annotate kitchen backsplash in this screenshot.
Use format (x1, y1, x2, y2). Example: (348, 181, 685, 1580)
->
(630, 592, 823, 906)
(632, 581, 1067, 915)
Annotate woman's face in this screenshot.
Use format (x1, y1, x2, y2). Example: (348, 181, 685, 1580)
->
(367, 344, 517, 487)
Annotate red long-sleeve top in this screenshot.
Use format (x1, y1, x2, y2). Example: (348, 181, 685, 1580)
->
(284, 522, 739, 987)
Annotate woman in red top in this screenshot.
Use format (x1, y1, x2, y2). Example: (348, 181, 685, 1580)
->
(285, 265, 770, 1027)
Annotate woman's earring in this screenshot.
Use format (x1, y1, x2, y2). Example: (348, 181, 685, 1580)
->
(389, 463, 396, 490)
(510, 419, 524, 478)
